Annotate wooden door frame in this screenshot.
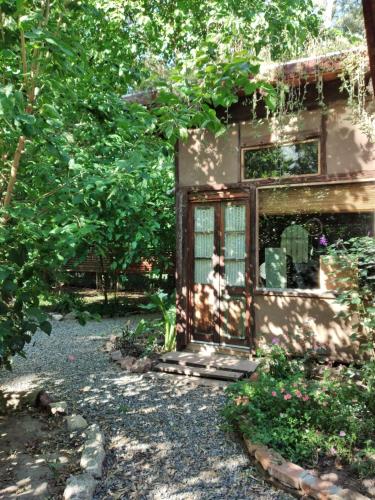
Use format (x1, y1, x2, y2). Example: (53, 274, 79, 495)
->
(186, 188, 256, 349)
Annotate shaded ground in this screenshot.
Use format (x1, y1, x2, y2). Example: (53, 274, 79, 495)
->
(0, 317, 291, 499)
(0, 411, 82, 498)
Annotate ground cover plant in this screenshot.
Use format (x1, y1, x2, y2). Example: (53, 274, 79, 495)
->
(224, 348, 375, 477)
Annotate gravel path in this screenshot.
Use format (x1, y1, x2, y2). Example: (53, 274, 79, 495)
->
(0, 317, 291, 500)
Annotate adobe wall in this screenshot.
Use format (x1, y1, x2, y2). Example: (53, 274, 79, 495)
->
(177, 100, 375, 186)
(254, 294, 360, 360)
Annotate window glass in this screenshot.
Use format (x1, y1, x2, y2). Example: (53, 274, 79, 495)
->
(258, 184, 375, 290)
(244, 139, 319, 179)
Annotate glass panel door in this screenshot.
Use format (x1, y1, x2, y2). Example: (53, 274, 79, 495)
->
(190, 199, 250, 346)
(220, 203, 248, 343)
(192, 205, 219, 342)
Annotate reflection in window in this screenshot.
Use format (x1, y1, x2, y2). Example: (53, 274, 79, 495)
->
(258, 185, 374, 290)
(244, 139, 319, 179)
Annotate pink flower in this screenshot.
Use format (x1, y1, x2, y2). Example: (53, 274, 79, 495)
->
(284, 393, 292, 400)
(272, 337, 280, 345)
(295, 390, 302, 398)
(339, 431, 346, 437)
(302, 395, 309, 401)
(271, 391, 277, 397)
(292, 383, 298, 388)
(330, 447, 337, 455)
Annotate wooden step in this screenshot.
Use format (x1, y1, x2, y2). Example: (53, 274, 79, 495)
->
(159, 351, 258, 374)
(154, 362, 244, 381)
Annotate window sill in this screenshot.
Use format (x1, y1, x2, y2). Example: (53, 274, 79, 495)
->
(255, 288, 337, 299)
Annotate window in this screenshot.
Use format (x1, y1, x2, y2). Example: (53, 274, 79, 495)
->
(258, 183, 375, 290)
(243, 139, 319, 180)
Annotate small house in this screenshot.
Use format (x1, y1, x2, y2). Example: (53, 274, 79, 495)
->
(175, 50, 375, 360)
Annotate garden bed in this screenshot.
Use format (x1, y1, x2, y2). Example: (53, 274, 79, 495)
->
(223, 343, 375, 498)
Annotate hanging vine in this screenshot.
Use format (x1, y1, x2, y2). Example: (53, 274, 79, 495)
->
(340, 51, 375, 142)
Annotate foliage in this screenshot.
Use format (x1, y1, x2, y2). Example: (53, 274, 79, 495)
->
(141, 290, 176, 351)
(0, 0, 324, 368)
(325, 237, 375, 352)
(223, 346, 375, 473)
(116, 319, 157, 357)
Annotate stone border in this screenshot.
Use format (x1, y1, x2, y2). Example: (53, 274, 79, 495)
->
(243, 436, 370, 500)
(60, 411, 106, 499)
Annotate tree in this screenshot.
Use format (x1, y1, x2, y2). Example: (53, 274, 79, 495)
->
(0, 0, 321, 368)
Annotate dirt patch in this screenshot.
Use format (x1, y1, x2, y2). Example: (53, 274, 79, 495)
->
(0, 409, 82, 499)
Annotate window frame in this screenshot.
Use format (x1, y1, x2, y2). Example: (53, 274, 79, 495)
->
(241, 137, 322, 182)
(255, 181, 375, 296)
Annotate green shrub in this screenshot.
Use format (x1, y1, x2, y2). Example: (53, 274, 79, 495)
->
(141, 290, 176, 352)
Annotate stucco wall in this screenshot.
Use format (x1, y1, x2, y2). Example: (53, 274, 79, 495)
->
(178, 124, 239, 187)
(177, 100, 375, 187)
(326, 100, 375, 175)
(254, 294, 359, 360)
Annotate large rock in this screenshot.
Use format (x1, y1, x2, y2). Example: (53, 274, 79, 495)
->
(51, 313, 64, 321)
(63, 473, 97, 500)
(110, 350, 122, 362)
(80, 424, 105, 479)
(66, 415, 88, 432)
(130, 357, 153, 373)
(119, 356, 136, 371)
(64, 312, 76, 320)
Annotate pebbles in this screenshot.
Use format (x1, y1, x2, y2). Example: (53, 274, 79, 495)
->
(0, 317, 291, 500)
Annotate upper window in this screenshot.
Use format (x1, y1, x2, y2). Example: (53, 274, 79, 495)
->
(243, 139, 319, 180)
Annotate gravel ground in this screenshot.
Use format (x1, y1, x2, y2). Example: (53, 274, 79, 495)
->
(0, 317, 292, 500)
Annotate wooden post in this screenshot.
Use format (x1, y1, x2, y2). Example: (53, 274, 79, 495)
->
(175, 187, 188, 350)
(362, 0, 375, 95)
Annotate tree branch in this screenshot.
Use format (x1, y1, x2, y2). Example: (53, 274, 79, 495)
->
(2, 136, 26, 218)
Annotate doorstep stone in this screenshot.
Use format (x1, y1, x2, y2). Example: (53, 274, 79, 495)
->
(268, 461, 305, 489)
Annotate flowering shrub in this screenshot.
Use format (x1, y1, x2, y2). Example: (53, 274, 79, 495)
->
(223, 358, 375, 471)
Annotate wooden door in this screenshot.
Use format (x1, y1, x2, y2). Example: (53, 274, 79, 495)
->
(190, 198, 250, 347)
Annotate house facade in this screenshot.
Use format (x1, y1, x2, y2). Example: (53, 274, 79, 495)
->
(175, 54, 375, 360)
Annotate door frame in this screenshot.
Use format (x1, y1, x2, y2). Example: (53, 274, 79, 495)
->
(186, 189, 255, 349)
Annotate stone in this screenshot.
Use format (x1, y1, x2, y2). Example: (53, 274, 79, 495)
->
(300, 471, 337, 498)
(66, 415, 88, 432)
(327, 489, 371, 500)
(255, 447, 285, 471)
(130, 357, 153, 373)
(243, 437, 265, 456)
(110, 350, 122, 362)
(80, 441, 105, 479)
(51, 313, 64, 321)
(268, 461, 305, 490)
(119, 356, 137, 371)
(85, 424, 105, 445)
(50, 401, 68, 415)
(64, 312, 76, 320)
(103, 341, 113, 352)
(109, 335, 118, 343)
(63, 473, 97, 500)
(35, 390, 52, 410)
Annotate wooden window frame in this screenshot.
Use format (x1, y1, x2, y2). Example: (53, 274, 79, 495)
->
(241, 136, 322, 183)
